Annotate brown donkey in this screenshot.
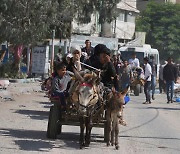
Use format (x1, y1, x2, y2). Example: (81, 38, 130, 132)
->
(106, 86, 129, 150)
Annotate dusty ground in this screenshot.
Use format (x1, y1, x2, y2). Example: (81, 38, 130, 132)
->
(0, 82, 180, 154)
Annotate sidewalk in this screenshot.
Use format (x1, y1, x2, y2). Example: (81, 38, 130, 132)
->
(0, 80, 42, 102)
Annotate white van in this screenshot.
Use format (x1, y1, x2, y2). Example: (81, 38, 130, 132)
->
(119, 44, 160, 78)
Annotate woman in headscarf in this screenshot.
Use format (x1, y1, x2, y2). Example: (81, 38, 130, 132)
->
(66, 45, 82, 72)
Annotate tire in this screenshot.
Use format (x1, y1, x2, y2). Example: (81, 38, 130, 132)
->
(57, 121, 62, 135)
(134, 84, 140, 96)
(104, 111, 108, 142)
(46, 104, 60, 139)
(140, 86, 144, 93)
(104, 121, 108, 142)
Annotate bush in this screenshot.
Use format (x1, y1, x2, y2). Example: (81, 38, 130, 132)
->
(0, 62, 27, 79)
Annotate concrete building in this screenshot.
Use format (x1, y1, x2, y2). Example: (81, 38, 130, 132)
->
(114, 0, 139, 42)
(72, 1, 139, 43)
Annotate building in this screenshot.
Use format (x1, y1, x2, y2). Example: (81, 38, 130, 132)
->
(72, 1, 139, 44)
(114, 0, 139, 43)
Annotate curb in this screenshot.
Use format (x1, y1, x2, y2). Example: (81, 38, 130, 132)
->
(9, 78, 42, 83)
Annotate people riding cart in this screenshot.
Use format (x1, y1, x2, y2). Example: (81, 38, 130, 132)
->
(51, 63, 72, 109)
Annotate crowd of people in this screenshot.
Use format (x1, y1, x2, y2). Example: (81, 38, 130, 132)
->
(51, 39, 179, 106)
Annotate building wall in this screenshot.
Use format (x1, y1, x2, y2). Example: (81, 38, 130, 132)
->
(72, 1, 139, 40)
(114, 10, 137, 39)
(72, 13, 100, 36)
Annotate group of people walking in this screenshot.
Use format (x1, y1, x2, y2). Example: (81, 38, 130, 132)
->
(52, 40, 179, 106)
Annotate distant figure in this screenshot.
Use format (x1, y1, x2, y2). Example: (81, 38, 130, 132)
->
(55, 48, 63, 62)
(67, 45, 82, 72)
(143, 57, 152, 104)
(117, 50, 123, 65)
(159, 61, 167, 93)
(163, 57, 178, 103)
(128, 52, 140, 69)
(119, 60, 132, 91)
(82, 40, 94, 57)
(0, 50, 6, 65)
(149, 55, 157, 100)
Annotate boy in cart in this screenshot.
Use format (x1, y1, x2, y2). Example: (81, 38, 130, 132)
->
(51, 62, 72, 108)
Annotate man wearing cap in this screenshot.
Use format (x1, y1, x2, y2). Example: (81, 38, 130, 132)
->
(99, 45, 117, 89)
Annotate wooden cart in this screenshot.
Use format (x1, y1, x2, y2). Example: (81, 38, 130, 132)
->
(46, 97, 108, 141)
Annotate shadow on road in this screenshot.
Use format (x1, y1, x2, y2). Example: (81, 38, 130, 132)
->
(14, 109, 49, 120)
(0, 128, 54, 151)
(148, 107, 180, 111)
(0, 128, 105, 151)
(38, 101, 52, 109)
(57, 132, 105, 148)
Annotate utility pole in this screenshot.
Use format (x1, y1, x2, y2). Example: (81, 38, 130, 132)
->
(50, 29, 55, 74)
(27, 45, 31, 75)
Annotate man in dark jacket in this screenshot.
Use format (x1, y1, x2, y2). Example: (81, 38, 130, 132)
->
(99, 46, 117, 89)
(163, 57, 178, 103)
(86, 44, 105, 70)
(82, 40, 94, 57)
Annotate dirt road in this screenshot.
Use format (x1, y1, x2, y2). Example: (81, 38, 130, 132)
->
(0, 82, 180, 154)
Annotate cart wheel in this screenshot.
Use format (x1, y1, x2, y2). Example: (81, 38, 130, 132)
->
(134, 84, 140, 96)
(104, 121, 108, 142)
(57, 118, 62, 135)
(140, 85, 144, 93)
(46, 103, 60, 139)
(104, 111, 108, 142)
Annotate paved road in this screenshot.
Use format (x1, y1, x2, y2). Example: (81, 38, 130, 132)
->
(0, 83, 180, 154)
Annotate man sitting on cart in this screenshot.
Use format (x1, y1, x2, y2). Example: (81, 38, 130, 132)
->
(51, 62, 72, 108)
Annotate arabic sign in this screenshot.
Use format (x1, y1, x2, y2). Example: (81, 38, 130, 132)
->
(31, 46, 49, 74)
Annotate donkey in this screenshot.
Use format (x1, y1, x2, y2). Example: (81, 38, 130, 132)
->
(106, 86, 129, 150)
(77, 73, 100, 149)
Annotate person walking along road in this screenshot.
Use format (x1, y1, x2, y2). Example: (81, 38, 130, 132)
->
(149, 55, 157, 100)
(163, 57, 178, 103)
(143, 57, 152, 104)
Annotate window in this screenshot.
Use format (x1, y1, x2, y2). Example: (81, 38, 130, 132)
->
(118, 11, 125, 21)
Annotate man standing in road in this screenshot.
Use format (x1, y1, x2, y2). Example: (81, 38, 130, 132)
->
(159, 61, 167, 93)
(128, 52, 140, 69)
(149, 55, 157, 100)
(119, 59, 132, 91)
(163, 57, 178, 103)
(143, 57, 152, 104)
(82, 40, 94, 57)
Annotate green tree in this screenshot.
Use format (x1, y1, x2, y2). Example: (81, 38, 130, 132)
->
(0, 0, 120, 75)
(0, 0, 57, 45)
(136, 2, 180, 62)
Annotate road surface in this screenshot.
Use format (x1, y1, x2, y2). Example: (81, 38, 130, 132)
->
(0, 82, 180, 154)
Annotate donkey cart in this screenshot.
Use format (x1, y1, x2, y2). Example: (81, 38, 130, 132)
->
(46, 96, 108, 141)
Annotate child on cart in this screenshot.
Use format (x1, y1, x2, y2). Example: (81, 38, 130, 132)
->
(51, 62, 72, 108)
